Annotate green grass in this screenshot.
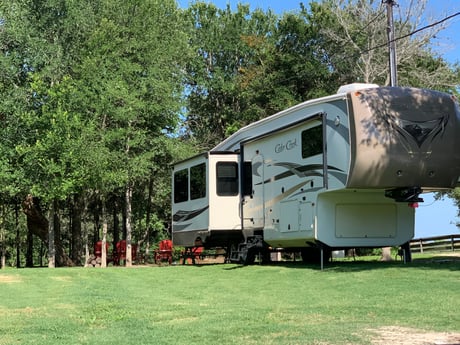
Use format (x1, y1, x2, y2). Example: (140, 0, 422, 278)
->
(0, 254, 459, 345)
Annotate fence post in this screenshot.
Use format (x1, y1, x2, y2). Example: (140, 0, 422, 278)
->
(451, 236, 455, 252)
(419, 239, 423, 253)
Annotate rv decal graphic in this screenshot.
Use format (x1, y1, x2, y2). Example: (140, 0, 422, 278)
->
(255, 162, 344, 185)
(264, 180, 312, 209)
(173, 206, 209, 222)
(252, 161, 263, 177)
(390, 114, 449, 148)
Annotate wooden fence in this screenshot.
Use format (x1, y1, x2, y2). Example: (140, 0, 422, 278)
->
(410, 234, 460, 253)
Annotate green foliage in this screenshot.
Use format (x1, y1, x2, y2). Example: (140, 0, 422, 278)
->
(77, 0, 188, 189)
(184, 3, 261, 147)
(183, 2, 338, 148)
(442, 188, 460, 226)
(16, 75, 91, 201)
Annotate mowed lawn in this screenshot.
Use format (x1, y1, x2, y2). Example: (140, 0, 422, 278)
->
(0, 256, 459, 345)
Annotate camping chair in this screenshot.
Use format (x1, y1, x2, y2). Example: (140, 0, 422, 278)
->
(182, 246, 204, 264)
(114, 240, 138, 265)
(94, 241, 109, 259)
(154, 239, 173, 265)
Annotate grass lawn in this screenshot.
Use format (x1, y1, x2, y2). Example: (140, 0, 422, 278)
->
(0, 254, 459, 345)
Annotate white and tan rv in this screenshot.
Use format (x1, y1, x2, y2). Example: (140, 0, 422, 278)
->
(172, 84, 460, 264)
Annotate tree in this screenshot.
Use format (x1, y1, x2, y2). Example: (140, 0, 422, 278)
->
(184, 3, 262, 148)
(76, 0, 188, 265)
(183, 2, 343, 148)
(0, 0, 189, 267)
(441, 188, 460, 228)
(305, 0, 459, 91)
(238, 10, 338, 117)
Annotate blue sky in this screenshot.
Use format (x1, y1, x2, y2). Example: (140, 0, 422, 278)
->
(177, 0, 460, 238)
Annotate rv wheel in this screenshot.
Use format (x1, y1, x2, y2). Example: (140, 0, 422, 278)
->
(242, 247, 256, 265)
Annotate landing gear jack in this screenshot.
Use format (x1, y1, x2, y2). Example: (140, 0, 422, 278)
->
(230, 236, 269, 265)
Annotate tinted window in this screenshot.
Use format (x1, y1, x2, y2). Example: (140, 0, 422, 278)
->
(301, 125, 323, 158)
(190, 163, 206, 200)
(216, 162, 238, 196)
(174, 169, 188, 203)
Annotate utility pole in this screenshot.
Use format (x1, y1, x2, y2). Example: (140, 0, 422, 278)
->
(383, 0, 398, 86)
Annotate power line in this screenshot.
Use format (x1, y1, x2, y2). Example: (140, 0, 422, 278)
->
(278, 10, 460, 90)
(361, 11, 460, 56)
(360, 4, 386, 31)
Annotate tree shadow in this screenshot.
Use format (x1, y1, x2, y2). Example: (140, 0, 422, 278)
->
(218, 254, 460, 272)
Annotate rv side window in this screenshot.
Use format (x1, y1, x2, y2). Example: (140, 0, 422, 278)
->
(216, 162, 238, 196)
(301, 125, 323, 158)
(174, 169, 188, 203)
(190, 163, 206, 200)
(242, 161, 253, 196)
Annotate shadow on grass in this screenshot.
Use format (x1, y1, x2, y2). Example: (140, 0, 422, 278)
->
(200, 255, 460, 272)
(282, 255, 460, 272)
(176, 253, 460, 272)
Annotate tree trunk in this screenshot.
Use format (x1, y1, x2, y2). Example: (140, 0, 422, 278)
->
(125, 183, 133, 267)
(70, 194, 83, 265)
(0, 228, 4, 269)
(84, 223, 90, 268)
(112, 195, 120, 254)
(122, 200, 127, 240)
(101, 222, 107, 268)
(26, 227, 34, 267)
(48, 200, 56, 268)
(143, 174, 154, 257)
(22, 195, 75, 267)
(15, 203, 20, 268)
(380, 247, 393, 261)
(101, 199, 108, 268)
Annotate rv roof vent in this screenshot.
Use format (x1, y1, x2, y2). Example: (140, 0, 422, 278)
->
(337, 83, 379, 94)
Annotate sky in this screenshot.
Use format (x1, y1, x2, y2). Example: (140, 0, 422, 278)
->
(177, 0, 460, 239)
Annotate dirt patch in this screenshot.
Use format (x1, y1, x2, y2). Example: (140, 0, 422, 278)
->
(51, 276, 72, 282)
(0, 275, 21, 283)
(369, 326, 460, 345)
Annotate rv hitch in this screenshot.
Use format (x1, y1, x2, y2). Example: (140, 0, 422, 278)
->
(385, 186, 423, 203)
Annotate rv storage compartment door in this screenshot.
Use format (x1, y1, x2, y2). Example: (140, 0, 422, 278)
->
(280, 200, 299, 232)
(335, 204, 396, 238)
(316, 191, 414, 247)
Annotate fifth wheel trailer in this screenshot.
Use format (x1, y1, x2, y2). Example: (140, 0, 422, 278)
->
(172, 84, 460, 264)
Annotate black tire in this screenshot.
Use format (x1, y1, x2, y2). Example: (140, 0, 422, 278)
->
(242, 247, 256, 265)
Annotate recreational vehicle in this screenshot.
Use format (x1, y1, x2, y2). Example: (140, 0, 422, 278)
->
(172, 84, 460, 264)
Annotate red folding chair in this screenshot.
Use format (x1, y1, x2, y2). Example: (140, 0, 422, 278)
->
(114, 240, 137, 265)
(154, 239, 173, 265)
(182, 246, 204, 264)
(94, 241, 109, 258)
